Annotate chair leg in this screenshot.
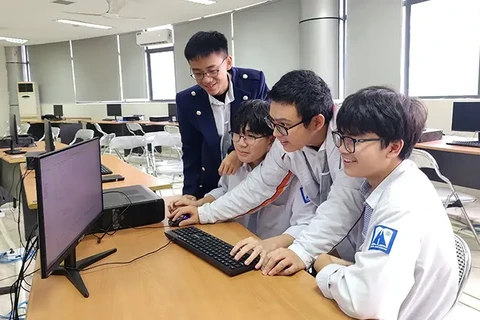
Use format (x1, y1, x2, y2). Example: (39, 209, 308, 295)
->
(457, 204, 480, 248)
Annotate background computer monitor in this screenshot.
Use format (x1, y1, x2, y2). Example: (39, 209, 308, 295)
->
(168, 103, 177, 121)
(452, 102, 480, 139)
(107, 104, 122, 118)
(44, 120, 55, 152)
(5, 113, 26, 155)
(53, 105, 63, 117)
(35, 138, 116, 297)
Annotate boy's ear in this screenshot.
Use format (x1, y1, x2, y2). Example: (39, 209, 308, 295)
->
(226, 56, 233, 70)
(310, 114, 326, 131)
(387, 140, 404, 158)
(266, 136, 275, 151)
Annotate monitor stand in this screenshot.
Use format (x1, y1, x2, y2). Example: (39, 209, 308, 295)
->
(4, 139, 26, 155)
(52, 247, 117, 298)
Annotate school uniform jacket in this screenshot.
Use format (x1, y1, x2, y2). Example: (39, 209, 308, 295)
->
(206, 163, 317, 239)
(176, 67, 269, 199)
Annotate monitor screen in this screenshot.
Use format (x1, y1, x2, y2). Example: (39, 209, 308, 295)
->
(452, 102, 480, 132)
(53, 105, 63, 117)
(36, 138, 103, 276)
(168, 103, 177, 117)
(107, 104, 122, 117)
(9, 113, 18, 144)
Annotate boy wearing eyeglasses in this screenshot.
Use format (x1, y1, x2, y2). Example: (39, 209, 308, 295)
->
(169, 99, 316, 242)
(170, 70, 364, 269)
(175, 31, 269, 200)
(312, 86, 458, 319)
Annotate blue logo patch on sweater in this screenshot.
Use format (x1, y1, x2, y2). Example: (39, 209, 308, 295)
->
(300, 187, 310, 203)
(368, 225, 398, 254)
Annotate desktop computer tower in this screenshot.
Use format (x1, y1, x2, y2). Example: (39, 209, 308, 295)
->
(90, 185, 165, 233)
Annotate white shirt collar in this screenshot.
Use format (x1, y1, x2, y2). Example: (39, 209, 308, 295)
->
(208, 74, 235, 106)
(364, 160, 414, 210)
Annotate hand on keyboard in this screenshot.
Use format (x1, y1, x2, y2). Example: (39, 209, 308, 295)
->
(230, 237, 279, 270)
(167, 205, 199, 227)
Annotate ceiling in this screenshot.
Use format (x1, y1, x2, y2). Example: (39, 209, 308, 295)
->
(0, 0, 265, 46)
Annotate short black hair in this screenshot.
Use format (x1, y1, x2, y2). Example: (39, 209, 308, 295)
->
(337, 86, 428, 160)
(267, 70, 334, 125)
(184, 31, 228, 61)
(232, 99, 273, 137)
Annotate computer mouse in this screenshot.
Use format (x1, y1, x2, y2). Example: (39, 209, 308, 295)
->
(168, 214, 191, 227)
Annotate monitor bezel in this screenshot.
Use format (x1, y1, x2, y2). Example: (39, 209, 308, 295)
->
(35, 137, 104, 278)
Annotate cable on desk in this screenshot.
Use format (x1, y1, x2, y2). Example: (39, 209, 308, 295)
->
(91, 190, 132, 244)
(9, 224, 38, 320)
(80, 240, 172, 272)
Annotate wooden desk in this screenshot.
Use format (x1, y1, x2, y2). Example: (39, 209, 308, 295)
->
(0, 141, 67, 164)
(416, 136, 480, 156)
(415, 137, 480, 189)
(26, 222, 349, 320)
(22, 154, 172, 210)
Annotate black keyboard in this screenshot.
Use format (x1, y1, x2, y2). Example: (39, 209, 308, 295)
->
(446, 140, 480, 148)
(101, 164, 113, 175)
(165, 226, 259, 277)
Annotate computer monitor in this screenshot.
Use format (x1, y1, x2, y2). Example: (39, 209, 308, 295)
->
(452, 102, 480, 140)
(44, 120, 55, 152)
(5, 113, 26, 155)
(35, 138, 117, 297)
(168, 103, 177, 121)
(107, 104, 122, 120)
(53, 105, 63, 117)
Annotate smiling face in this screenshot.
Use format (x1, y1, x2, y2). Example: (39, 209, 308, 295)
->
(189, 53, 232, 96)
(233, 125, 274, 167)
(335, 131, 404, 188)
(268, 101, 326, 152)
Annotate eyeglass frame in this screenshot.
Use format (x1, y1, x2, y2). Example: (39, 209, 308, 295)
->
(264, 116, 305, 136)
(230, 132, 268, 145)
(331, 131, 383, 153)
(189, 57, 228, 81)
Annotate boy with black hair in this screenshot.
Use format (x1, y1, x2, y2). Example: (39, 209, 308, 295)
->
(170, 70, 365, 270)
(176, 30, 268, 200)
(169, 100, 316, 263)
(313, 86, 458, 319)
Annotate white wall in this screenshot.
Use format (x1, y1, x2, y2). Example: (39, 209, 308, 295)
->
(0, 48, 9, 135)
(40, 102, 168, 120)
(233, 0, 300, 87)
(423, 98, 480, 136)
(345, 0, 403, 95)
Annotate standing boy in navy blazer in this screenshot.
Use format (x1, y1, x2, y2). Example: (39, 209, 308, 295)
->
(175, 31, 269, 199)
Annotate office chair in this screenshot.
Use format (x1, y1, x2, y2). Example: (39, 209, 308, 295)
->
(19, 123, 30, 135)
(451, 234, 472, 309)
(69, 129, 94, 146)
(109, 136, 152, 173)
(164, 125, 180, 134)
(126, 123, 145, 136)
(93, 123, 108, 136)
(150, 132, 183, 179)
(410, 149, 480, 248)
(39, 127, 61, 142)
(99, 133, 116, 154)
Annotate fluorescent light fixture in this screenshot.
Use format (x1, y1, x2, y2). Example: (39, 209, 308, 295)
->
(0, 36, 28, 44)
(186, 0, 216, 5)
(54, 19, 112, 30)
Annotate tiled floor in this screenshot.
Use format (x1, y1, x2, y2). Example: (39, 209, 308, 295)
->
(0, 154, 479, 318)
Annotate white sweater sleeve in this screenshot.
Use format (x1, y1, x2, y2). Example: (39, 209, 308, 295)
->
(198, 141, 293, 224)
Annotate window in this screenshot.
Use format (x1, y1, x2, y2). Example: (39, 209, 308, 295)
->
(404, 0, 480, 97)
(147, 48, 176, 101)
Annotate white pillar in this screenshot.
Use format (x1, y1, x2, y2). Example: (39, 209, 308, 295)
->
(4, 46, 25, 120)
(0, 48, 10, 135)
(300, 0, 340, 98)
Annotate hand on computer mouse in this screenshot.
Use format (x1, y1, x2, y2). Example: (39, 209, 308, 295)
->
(167, 195, 197, 212)
(168, 214, 191, 227)
(167, 205, 199, 227)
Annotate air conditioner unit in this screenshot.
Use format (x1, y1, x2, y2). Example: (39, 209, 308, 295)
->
(136, 29, 173, 47)
(17, 82, 41, 118)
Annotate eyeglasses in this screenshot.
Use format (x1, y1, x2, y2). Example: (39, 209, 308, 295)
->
(190, 57, 227, 81)
(332, 131, 382, 153)
(264, 116, 304, 136)
(231, 132, 267, 145)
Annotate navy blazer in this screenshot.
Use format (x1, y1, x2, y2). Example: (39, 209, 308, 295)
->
(176, 67, 269, 199)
